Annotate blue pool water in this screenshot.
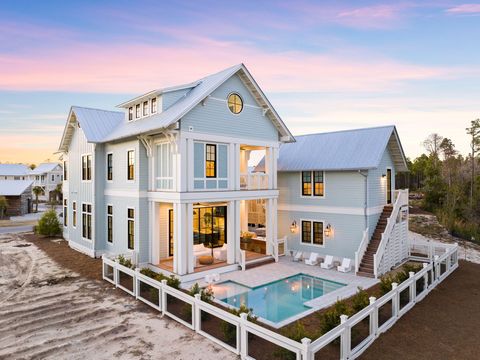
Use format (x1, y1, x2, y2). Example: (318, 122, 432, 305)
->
(211, 274, 346, 324)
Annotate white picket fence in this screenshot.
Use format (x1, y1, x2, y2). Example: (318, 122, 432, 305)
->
(102, 241, 458, 360)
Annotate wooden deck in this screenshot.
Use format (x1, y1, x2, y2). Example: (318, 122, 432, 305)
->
(155, 250, 270, 274)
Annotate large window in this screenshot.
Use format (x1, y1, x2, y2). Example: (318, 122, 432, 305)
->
(127, 150, 135, 180)
(193, 206, 226, 247)
(107, 205, 113, 243)
(127, 208, 134, 250)
(63, 199, 68, 227)
(82, 155, 92, 181)
(72, 201, 77, 228)
(82, 203, 92, 240)
(205, 144, 216, 178)
(107, 153, 113, 181)
(151, 98, 157, 113)
(135, 104, 141, 118)
(128, 107, 133, 121)
(168, 209, 174, 256)
(227, 93, 243, 114)
(143, 101, 149, 116)
(302, 171, 324, 197)
(301, 220, 324, 245)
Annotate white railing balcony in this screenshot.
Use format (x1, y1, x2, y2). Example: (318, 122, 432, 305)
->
(240, 173, 269, 190)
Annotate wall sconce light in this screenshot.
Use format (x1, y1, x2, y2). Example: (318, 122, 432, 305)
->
(324, 223, 332, 237)
(382, 173, 386, 178)
(290, 220, 298, 233)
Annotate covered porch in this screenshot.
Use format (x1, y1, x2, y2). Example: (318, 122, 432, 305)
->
(149, 197, 279, 278)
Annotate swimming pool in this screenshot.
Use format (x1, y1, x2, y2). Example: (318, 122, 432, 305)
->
(211, 274, 346, 324)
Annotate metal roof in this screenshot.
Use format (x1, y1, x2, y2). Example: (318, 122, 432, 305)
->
(58, 63, 294, 151)
(30, 163, 62, 175)
(0, 180, 33, 196)
(0, 164, 31, 176)
(257, 126, 408, 172)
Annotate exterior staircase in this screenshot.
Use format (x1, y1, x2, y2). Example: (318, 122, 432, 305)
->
(357, 205, 393, 278)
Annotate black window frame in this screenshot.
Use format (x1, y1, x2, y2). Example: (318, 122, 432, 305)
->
(63, 161, 67, 180)
(227, 93, 243, 114)
(127, 208, 135, 250)
(82, 155, 92, 181)
(63, 199, 68, 227)
(151, 98, 157, 113)
(301, 221, 311, 244)
(313, 221, 324, 245)
(143, 100, 149, 116)
(128, 107, 133, 121)
(127, 150, 135, 181)
(72, 201, 77, 228)
(82, 203, 92, 240)
(107, 205, 113, 243)
(313, 171, 324, 197)
(107, 153, 113, 181)
(205, 144, 217, 178)
(135, 104, 141, 118)
(302, 171, 312, 196)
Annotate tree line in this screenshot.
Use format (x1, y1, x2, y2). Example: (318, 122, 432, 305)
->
(396, 119, 480, 243)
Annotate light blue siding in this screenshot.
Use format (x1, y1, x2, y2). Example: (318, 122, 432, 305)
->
(278, 210, 365, 259)
(162, 89, 190, 110)
(218, 144, 228, 178)
(181, 75, 279, 141)
(367, 148, 396, 208)
(194, 142, 204, 178)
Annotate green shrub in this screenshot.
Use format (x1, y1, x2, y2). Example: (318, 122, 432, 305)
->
(37, 209, 61, 237)
(351, 287, 370, 314)
(221, 304, 257, 344)
(166, 275, 181, 289)
(319, 300, 350, 335)
(117, 255, 134, 269)
(379, 274, 395, 295)
(276, 322, 316, 359)
(139, 268, 181, 289)
(380, 263, 423, 295)
(188, 283, 214, 303)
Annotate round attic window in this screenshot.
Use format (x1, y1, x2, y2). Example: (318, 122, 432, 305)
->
(227, 93, 243, 114)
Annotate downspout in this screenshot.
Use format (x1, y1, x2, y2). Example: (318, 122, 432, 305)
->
(358, 170, 368, 230)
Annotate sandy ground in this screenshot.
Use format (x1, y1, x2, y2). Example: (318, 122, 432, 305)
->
(0, 233, 236, 360)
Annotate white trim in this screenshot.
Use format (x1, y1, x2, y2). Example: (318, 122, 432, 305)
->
(209, 95, 262, 110)
(299, 218, 327, 248)
(104, 189, 148, 198)
(127, 206, 136, 251)
(299, 170, 326, 199)
(278, 203, 384, 216)
(181, 131, 279, 149)
(81, 202, 93, 242)
(80, 153, 93, 183)
(225, 92, 244, 115)
(148, 189, 279, 203)
(68, 240, 95, 257)
(72, 201, 77, 229)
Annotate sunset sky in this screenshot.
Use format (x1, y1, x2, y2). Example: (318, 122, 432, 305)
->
(0, 0, 479, 164)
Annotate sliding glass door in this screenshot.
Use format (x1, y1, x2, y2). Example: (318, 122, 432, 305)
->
(193, 206, 227, 247)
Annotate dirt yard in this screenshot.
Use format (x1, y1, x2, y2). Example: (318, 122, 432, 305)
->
(0, 232, 236, 360)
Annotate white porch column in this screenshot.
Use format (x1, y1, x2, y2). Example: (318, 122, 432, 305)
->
(265, 147, 274, 189)
(272, 198, 278, 261)
(228, 143, 235, 190)
(186, 203, 194, 273)
(150, 201, 161, 265)
(186, 138, 194, 192)
(234, 143, 241, 190)
(234, 200, 241, 263)
(240, 200, 249, 233)
(173, 202, 187, 275)
(265, 198, 275, 256)
(272, 147, 278, 189)
(227, 201, 236, 264)
(177, 136, 188, 192)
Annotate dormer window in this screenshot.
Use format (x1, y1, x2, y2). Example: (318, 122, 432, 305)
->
(128, 107, 133, 121)
(151, 98, 157, 114)
(143, 101, 149, 116)
(135, 104, 140, 118)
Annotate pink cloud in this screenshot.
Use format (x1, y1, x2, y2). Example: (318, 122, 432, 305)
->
(446, 4, 480, 14)
(0, 34, 454, 95)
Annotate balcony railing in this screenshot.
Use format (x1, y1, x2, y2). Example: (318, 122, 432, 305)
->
(240, 173, 269, 190)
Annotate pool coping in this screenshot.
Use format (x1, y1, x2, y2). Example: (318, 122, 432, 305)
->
(210, 273, 350, 329)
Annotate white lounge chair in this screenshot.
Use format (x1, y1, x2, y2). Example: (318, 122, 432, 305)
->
(292, 251, 303, 262)
(320, 255, 334, 269)
(337, 258, 352, 273)
(304, 252, 320, 266)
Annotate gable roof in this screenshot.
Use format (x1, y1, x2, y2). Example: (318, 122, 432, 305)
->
(0, 164, 30, 176)
(257, 126, 408, 172)
(58, 64, 293, 151)
(30, 163, 62, 175)
(0, 180, 33, 196)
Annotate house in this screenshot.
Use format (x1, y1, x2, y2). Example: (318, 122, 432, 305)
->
(30, 163, 63, 201)
(58, 64, 293, 280)
(58, 64, 409, 281)
(0, 164, 30, 180)
(270, 126, 409, 277)
(0, 180, 33, 216)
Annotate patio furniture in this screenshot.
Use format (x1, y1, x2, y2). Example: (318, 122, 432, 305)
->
(304, 252, 320, 266)
(213, 244, 227, 261)
(193, 243, 211, 264)
(292, 251, 303, 262)
(337, 258, 352, 273)
(320, 255, 334, 269)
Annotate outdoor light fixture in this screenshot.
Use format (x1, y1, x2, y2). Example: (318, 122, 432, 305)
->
(324, 223, 332, 237)
(382, 173, 387, 178)
(290, 220, 298, 233)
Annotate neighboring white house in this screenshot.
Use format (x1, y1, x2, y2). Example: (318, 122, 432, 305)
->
(58, 64, 409, 281)
(0, 164, 30, 180)
(30, 163, 63, 201)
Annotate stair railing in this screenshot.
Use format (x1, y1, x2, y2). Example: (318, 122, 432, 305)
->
(354, 228, 369, 274)
(373, 189, 409, 278)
